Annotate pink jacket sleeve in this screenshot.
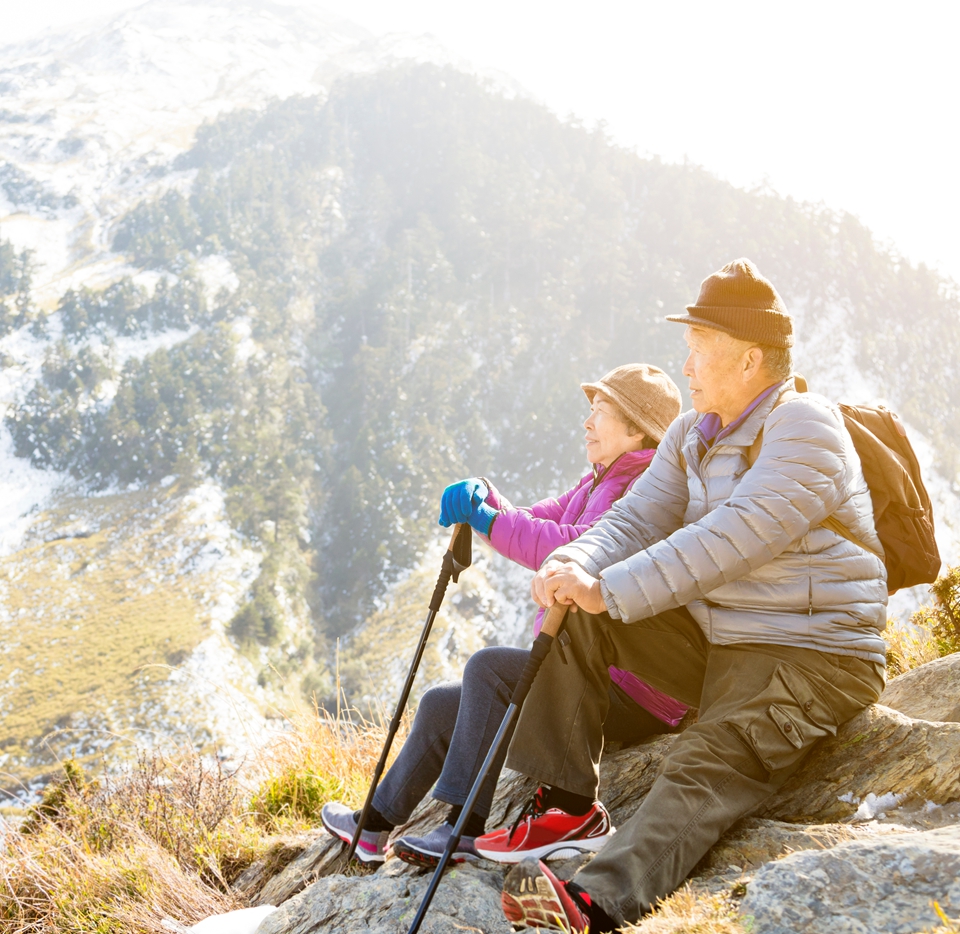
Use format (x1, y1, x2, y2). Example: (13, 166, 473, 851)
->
(487, 476, 594, 571)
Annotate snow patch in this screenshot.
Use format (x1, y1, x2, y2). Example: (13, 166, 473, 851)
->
(163, 634, 271, 760)
(230, 316, 258, 364)
(178, 480, 260, 631)
(0, 432, 67, 557)
(0, 323, 71, 556)
(195, 253, 239, 306)
(847, 791, 904, 821)
(789, 296, 883, 404)
(105, 325, 198, 370)
(185, 906, 278, 934)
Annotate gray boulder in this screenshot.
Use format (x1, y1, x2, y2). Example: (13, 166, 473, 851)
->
(695, 817, 909, 878)
(253, 863, 512, 934)
(757, 704, 960, 822)
(881, 653, 960, 723)
(740, 824, 960, 934)
(253, 834, 347, 907)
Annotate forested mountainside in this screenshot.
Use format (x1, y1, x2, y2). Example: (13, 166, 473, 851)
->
(6, 63, 958, 669)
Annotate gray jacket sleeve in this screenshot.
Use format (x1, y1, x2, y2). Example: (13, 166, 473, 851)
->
(601, 397, 847, 622)
(548, 412, 693, 576)
(599, 397, 849, 622)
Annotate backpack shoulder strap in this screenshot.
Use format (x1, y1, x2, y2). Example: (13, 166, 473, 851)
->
(745, 387, 799, 467)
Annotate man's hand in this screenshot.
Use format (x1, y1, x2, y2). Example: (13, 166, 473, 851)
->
(531, 559, 607, 614)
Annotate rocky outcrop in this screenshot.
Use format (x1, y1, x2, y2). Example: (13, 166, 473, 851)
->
(881, 653, 960, 723)
(695, 817, 901, 878)
(740, 824, 960, 933)
(233, 832, 349, 908)
(757, 705, 960, 823)
(243, 657, 960, 934)
(254, 864, 512, 934)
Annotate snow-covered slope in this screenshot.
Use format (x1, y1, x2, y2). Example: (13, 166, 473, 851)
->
(0, 0, 522, 305)
(0, 0, 524, 794)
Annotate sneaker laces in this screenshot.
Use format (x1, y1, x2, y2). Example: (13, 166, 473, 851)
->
(508, 786, 549, 842)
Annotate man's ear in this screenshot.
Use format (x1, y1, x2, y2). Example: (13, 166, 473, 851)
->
(742, 345, 765, 382)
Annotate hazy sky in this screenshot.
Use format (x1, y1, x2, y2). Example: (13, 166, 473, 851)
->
(6, 0, 959, 282)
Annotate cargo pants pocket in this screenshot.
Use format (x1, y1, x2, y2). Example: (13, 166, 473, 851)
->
(722, 664, 839, 774)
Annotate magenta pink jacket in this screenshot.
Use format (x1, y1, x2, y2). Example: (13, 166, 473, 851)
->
(482, 450, 688, 727)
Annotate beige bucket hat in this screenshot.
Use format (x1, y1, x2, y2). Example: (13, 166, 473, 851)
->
(581, 363, 682, 443)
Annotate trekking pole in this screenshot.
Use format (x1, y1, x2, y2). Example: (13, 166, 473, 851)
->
(346, 522, 473, 862)
(405, 602, 571, 934)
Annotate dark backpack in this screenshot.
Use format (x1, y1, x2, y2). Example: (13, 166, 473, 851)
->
(793, 377, 941, 593)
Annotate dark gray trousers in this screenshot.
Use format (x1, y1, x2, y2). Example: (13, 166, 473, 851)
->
(374, 644, 671, 826)
(504, 606, 885, 924)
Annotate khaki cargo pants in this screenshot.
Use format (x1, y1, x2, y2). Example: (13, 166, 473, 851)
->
(504, 605, 885, 925)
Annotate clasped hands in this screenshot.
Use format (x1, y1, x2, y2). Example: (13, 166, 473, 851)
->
(531, 559, 607, 615)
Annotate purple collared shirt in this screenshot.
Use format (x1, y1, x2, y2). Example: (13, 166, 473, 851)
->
(695, 381, 784, 458)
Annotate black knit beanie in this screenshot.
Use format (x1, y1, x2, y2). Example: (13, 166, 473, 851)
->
(666, 258, 794, 348)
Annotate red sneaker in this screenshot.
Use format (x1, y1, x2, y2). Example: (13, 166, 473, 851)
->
(474, 788, 614, 863)
(501, 857, 589, 933)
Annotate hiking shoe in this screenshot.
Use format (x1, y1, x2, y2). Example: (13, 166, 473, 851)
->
(320, 802, 389, 864)
(474, 788, 614, 863)
(501, 857, 590, 932)
(393, 822, 480, 869)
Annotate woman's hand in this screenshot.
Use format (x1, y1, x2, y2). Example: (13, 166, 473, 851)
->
(438, 478, 488, 526)
(531, 559, 607, 614)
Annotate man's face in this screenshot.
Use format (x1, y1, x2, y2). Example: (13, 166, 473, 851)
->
(681, 326, 746, 418)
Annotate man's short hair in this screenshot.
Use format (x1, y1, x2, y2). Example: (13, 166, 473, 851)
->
(757, 342, 793, 380)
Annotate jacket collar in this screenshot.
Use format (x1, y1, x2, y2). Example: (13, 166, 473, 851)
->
(690, 377, 797, 452)
(592, 448, 656, 485)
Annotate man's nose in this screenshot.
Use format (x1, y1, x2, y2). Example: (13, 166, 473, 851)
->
(682, 351, 695, 377)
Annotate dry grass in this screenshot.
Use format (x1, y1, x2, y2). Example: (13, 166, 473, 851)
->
(885, 619, 946, 676)
(0, 702, 398, 932)
(249, 702, 406, 831)
(621, 885, 748, 934)
(0, 752, 250, 933)
(0, 486, 217, 786)
(1, 822, 240, 933)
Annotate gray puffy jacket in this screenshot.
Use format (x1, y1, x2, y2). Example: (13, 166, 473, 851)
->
(551, 379, 888, 664)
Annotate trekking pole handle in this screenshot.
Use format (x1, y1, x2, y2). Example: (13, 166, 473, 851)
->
(448, 522, 465, 550)
(540, 601, 570, 638)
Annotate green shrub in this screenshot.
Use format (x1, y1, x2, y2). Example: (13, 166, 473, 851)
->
(888, 565, 960, 675)
(230, 574, 285, 646)
(909, 566, 960, 657)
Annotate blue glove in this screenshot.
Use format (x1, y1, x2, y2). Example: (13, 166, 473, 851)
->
(468, 500, 498, 536)
(439, 478, 489, 527)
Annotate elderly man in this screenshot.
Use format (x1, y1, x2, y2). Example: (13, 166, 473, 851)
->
(475, 258, 887, 932)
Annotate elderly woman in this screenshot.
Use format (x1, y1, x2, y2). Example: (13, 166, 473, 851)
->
(321, 364, 685, 866)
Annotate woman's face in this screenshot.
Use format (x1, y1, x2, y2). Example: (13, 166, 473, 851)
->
(583, 393, 645, 468)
